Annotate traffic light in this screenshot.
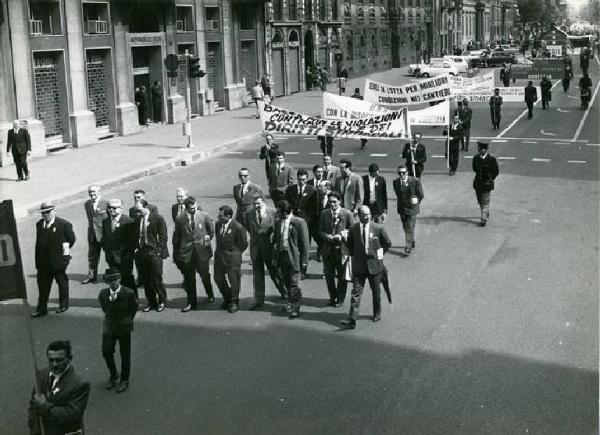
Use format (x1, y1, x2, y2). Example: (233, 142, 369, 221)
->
(188, 57, 206, 78)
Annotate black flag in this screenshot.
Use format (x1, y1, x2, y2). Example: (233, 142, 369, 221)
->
(0, 200, 27, 301)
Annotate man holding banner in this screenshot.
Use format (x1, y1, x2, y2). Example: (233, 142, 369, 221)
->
(402, 133, 427, 179)
(489, 88, 503, 130)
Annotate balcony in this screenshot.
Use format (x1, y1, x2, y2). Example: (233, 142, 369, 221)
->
(30, 19, 43, 36)
(29, 0, 62, 36)
(87, 19, 108, 34)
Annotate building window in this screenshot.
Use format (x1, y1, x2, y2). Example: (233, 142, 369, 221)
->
(305, 0, 313, 20)
(359, 33, 366, 59)
(343, 0, 351, 21)
(345, 30, 353, 60)
(368, 7, 376, 23)
(319, 0, 327, 20)
(273, 0, 283, 21)
(176, 5, 194, 32)
(289, 29, 299, 43)
(371, 31, 379, 56)
(29, 0, 62, 36)
(382, 29, 390, 47)
(82, 2, 109, 35)
(240, 7, 255, 29)
(272, 30, 284, 47)
(205, 7, 219, 31)
(331, 0, 339, 20)
(289, 0, 298, 20)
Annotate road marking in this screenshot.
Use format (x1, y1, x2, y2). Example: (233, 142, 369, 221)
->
(567, 95, 579, 99)
(432, 154, 446, 158)
(522, 141, 538, 144)
(540, 130, 557, 136)
(567, 160, 586, 164)
(227, 151, 244, 154)
(554, 142, 571, 145)
(309, 152, 322, 155)
(463, 155, 473, 159)
(498, 156, 516, 160)
(557, 108, 570, 113)
(422, 136, 588, 143)
(303, 137, 316, 141)
(573, 73, 600, 141)
(586, 143, 600, 147)
(285, 151, 299, 155)
(491, 139, 507, 142)
(370, 153, 388, 157)
(338, 152, 355, 156)
(434, 138, 446, 141)
(532, 158, 551, 162)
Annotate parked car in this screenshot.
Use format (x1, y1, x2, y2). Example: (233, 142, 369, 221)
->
(442, 56, 471, 73)
(470, 51, 516, 68)
(418, 60, 460, 77)
(407, 58, 443, 76)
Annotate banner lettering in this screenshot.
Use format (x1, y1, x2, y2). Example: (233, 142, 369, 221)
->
(364, 75, 452, 106)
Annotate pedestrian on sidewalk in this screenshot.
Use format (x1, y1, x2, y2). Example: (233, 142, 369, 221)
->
(31, 202, 76, 318)
(135, 86, 148, 126)
(6, 119, 31, 181)
(259, 133, 280, 184)
(524, 81, 537, 119)
(393, 165, 423, 255)
(489, 88, 503, 129)
(320, 69, 329, 92)
(83, 185, 107, 284)
(251, 79, 265, 119)
(151, 81, 163, 123)
(350, 88, 369, 149)
(99, 269, 137, 393)
(260, 74, 272, 101)
(472, 142, 499, 227)
(443, 115, 463, 175)
(306, 66, 313, 90)
(540, 76, 552, 109)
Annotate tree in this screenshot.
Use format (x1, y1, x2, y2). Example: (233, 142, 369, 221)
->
(517, 0, 560, 32)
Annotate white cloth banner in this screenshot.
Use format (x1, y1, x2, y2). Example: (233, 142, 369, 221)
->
(364, 75, 453, 106)
(449, 72, 495, 102)
(259, 102, 411, 140)
(496, 86, 543, 103)
(322, 93, 450, 126)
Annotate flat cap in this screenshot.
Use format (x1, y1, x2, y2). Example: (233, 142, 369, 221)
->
(477, 141, 489, 149)
(108, 199, 122, 208)
(103, 268, 121, 282)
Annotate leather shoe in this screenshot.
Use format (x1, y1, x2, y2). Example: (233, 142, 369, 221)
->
(156, 303, 165, 312)
(116, 381, 129, 393)
(55, 306, 68, 314)
(326, 300, 336, 307)
(181, 304, 193, 313)
(227, 304, 239, 313)
(142, 305, 153, 313)
(207, 296, 215, 303)
(289, 311, 299, 319)
(24, 175, 30, 181)
(220, 302, 229, 310)
(412, 241, 416, 248)
(334, 300, 345, 307)
(479, 220, 487, 227)
(106, 374, 119, 390)
(249, 302, 264, 310)
(81, 276, 96, 284)
(372, 314, 381, 322)
(30, 311, 48, 319)
(281, 304, 292, 314)
(339, 319, 356, 330)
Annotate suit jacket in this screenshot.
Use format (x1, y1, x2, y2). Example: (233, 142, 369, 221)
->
(171, 203, 187, 223)
(393, 176, 424, 215)
(273, 216, 309, 272)
(457, 106, 473, 129)
(84, 199, 108, 243)
(472, 154, 499, 192)
(322, 164, 341, 182)
(6, 128, 31, 155)
(172, 211, 214, 263)
(307, 178, 325, 187)
(444, 123, 463, 150)
(268, 164, 296, 193)
(346, 222, 392, 276)
(35, 217, 76, 271)
(334, 173, 364, 212)
(401, 143, 427, 165)
(28, 366, 90, 435)
(259, 143, 280, 171)
(285, 183, 318, 222)
(98, 286, 138, 334)
(524, 85, 538, 103)
(134, 212, 169, 259)
(214, 219, 248, 268)
(233, 182, 263, 222)
(362, 175, 388, 215)
(319, 207, 354, 259)
(244, 207, 277, 261)
(102, 214, 135, 266)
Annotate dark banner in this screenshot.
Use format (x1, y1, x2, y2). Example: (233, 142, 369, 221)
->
(511, 59, 565, 80)
(0, 200, 27, 301)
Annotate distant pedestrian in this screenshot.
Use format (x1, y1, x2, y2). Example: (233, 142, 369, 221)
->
(6, 119, 31, 181)
(306, 66, 313, 90)
(151, 80, 163, 123)
(456, 99, 473, 151)
(339, 206, 392, 329)
(261, 74, 272, 100)
(251, 79, 265, 119)
(28, 341, 90, 435)
(580, 50, 590, 75)
(524, 81, 538, 119)
(320, 69, 329, 92)
(489, 88, 503, 130)
(99, 269, 138, 393)
(540, 76, 552, 109)
(500, 65, 511, 87)
(259, 133, 280, 183)
(350, 88, 368, 149)
(472, 142, 499, 227)
(83, 185, 107, 284)
(322, 154, 341, 182)
(443, 115, 463, 176)
(402, 132, 427, 178)
(31, 202, 76, 318)
(579, 73, 593, 109)
(393, 165, 424, 254)
(334, 159, 364, 214)
(562, 62, 573, 92)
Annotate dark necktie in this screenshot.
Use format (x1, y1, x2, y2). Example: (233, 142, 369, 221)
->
(257, 212, 262, 225)
(362, 225, 368, 254)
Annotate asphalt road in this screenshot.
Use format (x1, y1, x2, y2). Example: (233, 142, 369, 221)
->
(1, 63, 598, 435)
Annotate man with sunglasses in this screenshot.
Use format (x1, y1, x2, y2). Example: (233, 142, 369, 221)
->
(393, 165, 424, 255)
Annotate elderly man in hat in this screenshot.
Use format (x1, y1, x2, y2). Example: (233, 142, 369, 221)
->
(31, 202, 76, 318)
(472, 142, 499, 227)
(98, 268, 138, 393)
(83, 184, 108, 284)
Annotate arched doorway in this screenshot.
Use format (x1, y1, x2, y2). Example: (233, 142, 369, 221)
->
(304, 30, 314, 69)
(288, 30, 300, 93)
(271, 30, 285, 97)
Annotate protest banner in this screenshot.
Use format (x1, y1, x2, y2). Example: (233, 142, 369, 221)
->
(408, 100, 451, 125)
(511, 59, 565, 80)
(363, 75, 452, 106)
(497, 86, 543, 103)
(259, 102, 411, 139)
(0, 200, 27, 302)
(448, 72, 495, 102)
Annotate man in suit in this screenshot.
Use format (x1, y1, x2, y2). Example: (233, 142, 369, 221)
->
(286, 169, 318, 260)
(489, 88, 503, 130)
(340, 206, 392, 329)
(128, 189, 158, 218)
(444, 115, 463, 176)
(214, 205, 247, 313)
(133, 200, 169, 312)
(456, 98, 473, 151)
(102, 199, 137, 297)
(259, 133, 280, 183)
(83, 185, 108, 284)
(319, 192, 354, 306)
(272, 200, 309, 318)
(362, 163, 388, 223)
(313, 180, 332, 261)
(172, 197, 216, 312)
(233, 167, 263, 229)
(28, 341, 90, 435)
(99, 269, 138, 393)
(171, 188, 188, 223)
(334, 159, 364, 214)
(402, 133, 427, 178)
(31, 203, 76, 318)
(308, 164, 325, 187)
(6, 119, 31, 181)
(268, 152, 296, 204)
(244, 195, 285, 308)
(472, 142, 499, 227)
(524, 81, 538, 119)
(393, 165, 424, 255)
(322, 154, 341, 183)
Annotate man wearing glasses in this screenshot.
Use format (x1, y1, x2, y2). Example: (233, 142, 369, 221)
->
(233, 168, 263, 230)
(393, 165, 424, 255)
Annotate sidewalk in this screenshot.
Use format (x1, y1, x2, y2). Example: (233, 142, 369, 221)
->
(0, 68, 404, 218)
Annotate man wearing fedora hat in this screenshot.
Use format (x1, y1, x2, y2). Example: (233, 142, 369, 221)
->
(32, 202, 76, 318)
(98, 269, 138, 393)
(472, 142, 499, 227)
(83, 185, 108, 284)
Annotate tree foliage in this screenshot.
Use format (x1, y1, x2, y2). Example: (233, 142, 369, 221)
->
(517, 0, 559, 29)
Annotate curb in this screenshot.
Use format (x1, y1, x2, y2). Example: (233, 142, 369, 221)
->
(15, 132, 262, 219)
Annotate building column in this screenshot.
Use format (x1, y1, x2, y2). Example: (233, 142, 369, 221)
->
(64, 0, 97, 147)
(194, 2, 210, 116)
(163, 5, 185, 124)
(112, 7, 139, 136)
(222, 0, 245, 110)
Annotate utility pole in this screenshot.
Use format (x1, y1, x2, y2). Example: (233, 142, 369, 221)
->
(184, 49, 194, 148)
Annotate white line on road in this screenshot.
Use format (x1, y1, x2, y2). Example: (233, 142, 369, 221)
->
(498, 156, 516, 160)
(557, 108, 570, 113)
(432, 154, 446, 158)
(285, 151, 299, 155)
(532, 158, 551, 162)
(309, 152, 323, 155)
(434, 138, 446, 141)
(522, 141, 538, 144)
(463, 155, 473, 159)
(227, 151, 244, 154)
(540, 129, 557, 136)
(422, 136, 587, 143)
(554, 142, 571, 145)
(586, 143, 600, 147)
(370, 153, 388, 157)
(567, 160, 587, 164)
(338, 152, 355, 156)
(573, 73, 600, 141)
(303, 137, 315, 141)
(491, 139, 508, 142)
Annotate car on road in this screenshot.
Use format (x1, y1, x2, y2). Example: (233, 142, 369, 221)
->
(442, 56, 471, 73)
(417, 60, 460, 77)
(408, 58, 442, 76)
(409, 57, 468, 76)
(470, 51, 516, 68)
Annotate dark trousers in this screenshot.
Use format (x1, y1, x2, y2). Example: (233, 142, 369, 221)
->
(460, 127, 470, 151)
(102, 332, 131, 381)
(490, 109, 501, 129)
(542, 97, 550, 109)
(320, 137, 333, 156)
(182, 254, 214, 308)
(138, 253, 167, 307)
(214, 259, 241, 305)
(563, 79, 570, 92)
(87, 237, 102, 277)
(399, 212, 417, 248)
(153, 103, 162, 122)
(323, 250, 347, 303)
(526, 101, 534, 118)
(407, 163, 424, 179)
(36, 267, 69, 311)
(349, 272, 382, 322)
(252, 247, 284, 302)
(448, 147, 460, 172)
(12, 152, 29, 179)
(279, 253, 301, 311)
(475, 190, 492, 221)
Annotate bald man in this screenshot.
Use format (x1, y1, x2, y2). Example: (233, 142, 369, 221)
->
(83, 185, 108, 283)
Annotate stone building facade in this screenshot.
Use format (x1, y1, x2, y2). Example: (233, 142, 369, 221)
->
(389, 0, 436, 67)
(0, 0, 268, 165)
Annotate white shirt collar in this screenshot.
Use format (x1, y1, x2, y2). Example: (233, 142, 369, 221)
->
(45, 217, 56, 227)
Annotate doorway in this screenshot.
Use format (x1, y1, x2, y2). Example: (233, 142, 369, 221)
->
(304, 30, 314, 69)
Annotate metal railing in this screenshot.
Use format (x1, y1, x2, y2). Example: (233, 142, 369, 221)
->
(30, 19, 43, 35)
(206, 20, 219, 30)
(87, 19, 108, 34)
